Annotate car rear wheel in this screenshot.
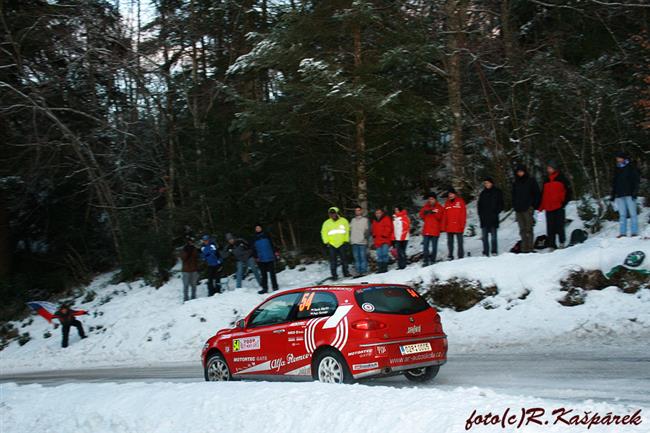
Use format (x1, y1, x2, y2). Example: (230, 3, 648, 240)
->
(205, 353, 231, 382)
(314, 349, 353, 384)
(404, 365, 440, 383)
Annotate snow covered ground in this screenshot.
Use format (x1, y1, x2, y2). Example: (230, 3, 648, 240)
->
(0, 202, 648, 374)
(2, 381, 647, 433)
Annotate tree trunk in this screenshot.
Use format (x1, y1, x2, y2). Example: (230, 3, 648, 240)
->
(353, 23, 368, 214)
(445, 0, 468, 193)
(0, 190, 10, 277)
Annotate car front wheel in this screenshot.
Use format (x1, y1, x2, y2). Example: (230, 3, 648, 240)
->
(314, 349, 353, 384)
(205, 353, 231, 382)
(404, 365, 440, 383)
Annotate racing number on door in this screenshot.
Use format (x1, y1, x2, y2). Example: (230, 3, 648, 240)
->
(298, 292, 315, 312)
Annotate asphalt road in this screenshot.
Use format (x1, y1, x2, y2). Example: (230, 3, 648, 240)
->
(2, 351, 649, 406)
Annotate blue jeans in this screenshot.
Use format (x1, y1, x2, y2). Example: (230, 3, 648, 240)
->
(422, 236, 439, 265)
(616, 196, 638, 236)
(376, 244, 390, 263)
(236, 257, 262, 288)
(351, 244, 368, 274)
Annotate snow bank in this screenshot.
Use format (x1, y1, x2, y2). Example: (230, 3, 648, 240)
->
(1, 203, 648, 373)
(1, 381, 647, 433)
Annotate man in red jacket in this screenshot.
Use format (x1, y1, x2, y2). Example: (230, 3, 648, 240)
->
(442, 188, 467, 260)
(539, 160, 572, 249)
(419, 193, 444, 266)
(371, 208, 393, 273)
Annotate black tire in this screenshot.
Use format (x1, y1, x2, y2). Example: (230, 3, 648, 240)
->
(204, 353, 231, 382)
(404, 365, 440, 383)
(313, 348, 354, 384)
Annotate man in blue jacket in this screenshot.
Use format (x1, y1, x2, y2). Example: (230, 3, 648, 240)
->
(201, 234, 223, 296)
(252, 224, 279, 294)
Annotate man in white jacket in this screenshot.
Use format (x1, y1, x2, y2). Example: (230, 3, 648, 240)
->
(350, 206, 370, 275)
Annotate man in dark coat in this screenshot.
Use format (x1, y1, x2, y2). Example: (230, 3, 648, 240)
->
(512, 165, 540, 253)
(54, 304, 87, 348)
(611, 152, 640, 237)
(477, 177, 504, 256)
(224, 233, 262, 289)
(539, 160, 572, 249)
(180, 236, 199, 302)
(200, 235, 223, 296)
(252, 224, 279, 294)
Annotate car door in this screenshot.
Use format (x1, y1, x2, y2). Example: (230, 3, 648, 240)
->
(231, 292, 301, 377)
(283, 291, 340, 376)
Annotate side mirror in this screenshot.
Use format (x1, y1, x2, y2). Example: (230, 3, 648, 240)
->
(235, 319, 246, 329)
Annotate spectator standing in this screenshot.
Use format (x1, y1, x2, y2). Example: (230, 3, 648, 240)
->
(611, 152, 640, 237)
(349, 206, 370, 275)
(371, 208, 393, 273)
(419, 193, 444, 266)
(224, 233, 262, 289)
(180, 236, 199, 301)
(321, 207, 351, 280)
(477, 177, 504, 256)
(53, 304, 87, 348)
(539, 161, 572, 249)
(200, 234, 223, 295)
(442, 188, 467, 260)
(512, 165, 541, 253)
(392, 206, 411, 269)
(252, 224, 279, 294)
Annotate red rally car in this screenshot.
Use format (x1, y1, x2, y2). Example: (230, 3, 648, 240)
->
(201, 283, 447, 383)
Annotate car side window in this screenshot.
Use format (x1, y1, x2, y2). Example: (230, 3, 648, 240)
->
(295, 291, 338, 320)
(248, 293, 301, 328)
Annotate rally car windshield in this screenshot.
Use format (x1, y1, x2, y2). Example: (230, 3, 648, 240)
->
(354, 286, 430, 315)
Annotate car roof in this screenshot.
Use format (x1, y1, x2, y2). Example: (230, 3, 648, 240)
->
(278, 283, 411, 295)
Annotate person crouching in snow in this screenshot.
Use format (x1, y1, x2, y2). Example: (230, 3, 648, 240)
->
(54, 304, 87, 348)
(371, 208, 393, 273)
(477, 177, 504, 256)
(392, 206, 411, 269)
(321, 207, 351, 280)
(419, 193, 444, 266)
(539, 161, 572, 249)
(442, 188, 467, 260)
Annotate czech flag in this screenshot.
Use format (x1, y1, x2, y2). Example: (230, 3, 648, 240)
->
(26, 301, 87, 323)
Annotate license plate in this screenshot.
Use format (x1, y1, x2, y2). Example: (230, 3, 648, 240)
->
(399, 342, 432, 355)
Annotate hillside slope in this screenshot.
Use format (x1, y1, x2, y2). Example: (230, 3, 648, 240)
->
(1, 203, 648, 374)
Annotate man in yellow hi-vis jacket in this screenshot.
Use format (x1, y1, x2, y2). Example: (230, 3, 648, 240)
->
(321, 207, 351, 280)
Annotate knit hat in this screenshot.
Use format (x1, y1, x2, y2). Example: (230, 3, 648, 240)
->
(615, 151, 629, 159)
(546, 160, 559, 170)
(201, 234, 210, 241)
(514, 164, 527, 174)
(328, 206, 340, 214)
(225, 233, 234, 241)
(483, 176, 495, 184)
(425, 192, 437, 200)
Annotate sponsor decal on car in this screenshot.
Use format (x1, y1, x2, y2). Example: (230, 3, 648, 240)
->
(407, 325, 422, 335)
(375, 346, 387, 355)
(352, 362, 379, 371)
(347, 349, 373, 357)
(237, 353, 311, 374)
(233, 336, 260, 352)
(233, 356, 256, 362)
(361, 302, 375, 312)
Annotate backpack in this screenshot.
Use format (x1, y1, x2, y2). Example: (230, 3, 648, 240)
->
(510, 240, 522, 254)
(569, 229, 588, 246)
(534, 235, 548, 250)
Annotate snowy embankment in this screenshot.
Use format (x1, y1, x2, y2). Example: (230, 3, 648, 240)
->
(1, 202, 649, 374)
(2, 381, 647, 433)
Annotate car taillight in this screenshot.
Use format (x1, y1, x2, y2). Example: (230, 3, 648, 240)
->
(352, 319, 386, 330)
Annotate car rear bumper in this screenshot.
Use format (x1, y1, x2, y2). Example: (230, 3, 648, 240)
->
(353, 359, 446, 379)
(347, 334, 447, 379)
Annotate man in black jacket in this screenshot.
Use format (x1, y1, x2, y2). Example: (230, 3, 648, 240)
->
(224, 233, 262, 289)
(611, 152, 640, 237)
(512, 165, 541, 253)
(478, 177, 504, 256)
